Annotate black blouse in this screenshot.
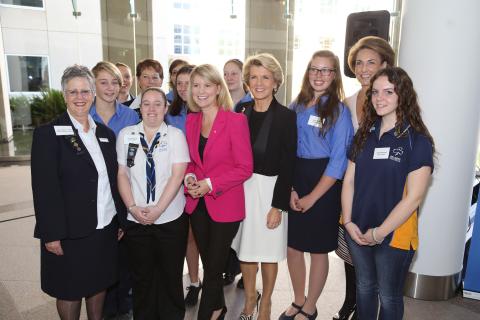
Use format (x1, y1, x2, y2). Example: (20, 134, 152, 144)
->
(237, 98, 297, 211)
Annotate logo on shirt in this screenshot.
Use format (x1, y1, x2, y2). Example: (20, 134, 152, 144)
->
(389, 147, 404, 162)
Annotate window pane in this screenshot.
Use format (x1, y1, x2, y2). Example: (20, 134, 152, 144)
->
(7, 56, 49, 92)
(174, 45, 182, 54)
(183, 46, 190, 54)
(174, 35, 182, 44)
(183, 25, 190, 34)
(0, 0, 43, 8)
(174, 24, 182, 33)
(183, 36, 190, 44)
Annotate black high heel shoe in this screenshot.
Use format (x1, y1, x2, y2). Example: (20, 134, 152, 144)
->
(333, 304, 356, 320)
(239, 291, 261, 320)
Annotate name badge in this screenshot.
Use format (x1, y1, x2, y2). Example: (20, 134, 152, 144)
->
(124, 134, 140, 145)
(54, 126, 74, 136)
(158, 140, 168, 151)
(308, 115, 324, 128)
(373, 147, 390, 159)
(99, 137, 109, 143)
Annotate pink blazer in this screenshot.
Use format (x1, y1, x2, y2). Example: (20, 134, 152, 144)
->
(184, 109, 253, 222)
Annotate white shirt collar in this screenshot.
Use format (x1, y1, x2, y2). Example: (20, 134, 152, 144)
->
(67, 110, 97, 133)
(137, 121, 168, 138)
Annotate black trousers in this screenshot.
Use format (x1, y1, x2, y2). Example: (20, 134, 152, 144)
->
(103, 239, 132, 316)
(125, 214, 188, 320)
(190, 200, 240, 320)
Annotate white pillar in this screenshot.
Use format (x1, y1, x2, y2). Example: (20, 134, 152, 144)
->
(399, 0, 480, 300)
(0, 22, 13, 142)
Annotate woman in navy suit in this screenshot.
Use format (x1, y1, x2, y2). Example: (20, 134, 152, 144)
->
(31, 65, 125, 320)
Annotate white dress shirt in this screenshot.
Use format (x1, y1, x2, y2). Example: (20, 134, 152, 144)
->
(117, 122, 190, 224)
(68, 112, 117, 229)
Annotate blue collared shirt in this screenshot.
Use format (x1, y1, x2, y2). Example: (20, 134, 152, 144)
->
(234, 92, 254, 112)
(349, 120, 434, 243)
(165, 103, 187, 134)
(289, 98, 353, 179)
(90, 100, 140, 136)
(166, 90, 174, 104)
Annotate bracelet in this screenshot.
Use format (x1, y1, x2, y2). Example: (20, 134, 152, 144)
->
(343, 221, 352, 226)
(372, 227, 383, 244)
(128, 204, 136, 211)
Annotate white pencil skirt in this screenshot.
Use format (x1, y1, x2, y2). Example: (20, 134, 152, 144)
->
(231, 173, 288, 263)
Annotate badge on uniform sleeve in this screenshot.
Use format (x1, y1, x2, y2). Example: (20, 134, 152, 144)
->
(54, 126, 74, 135)
(373, 147, 390, 159)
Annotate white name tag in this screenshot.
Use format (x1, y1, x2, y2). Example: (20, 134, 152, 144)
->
(124, 134, 140, 145)
(307, 115, 324, 128)
(54, 126, 74, 136)
(99, 137, 109, 143)
(373, 147, 390, 159)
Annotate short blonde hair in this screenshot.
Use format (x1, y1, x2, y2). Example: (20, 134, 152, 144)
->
(92, 61, 123, 86)
(187, 64, 233, 112)
(243, 53, 284, 92)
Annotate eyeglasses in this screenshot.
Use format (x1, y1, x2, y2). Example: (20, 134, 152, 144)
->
(308, 67, 336, 76)
(65, 90, 93, 98)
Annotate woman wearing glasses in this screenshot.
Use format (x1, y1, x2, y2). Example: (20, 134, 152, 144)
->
(31, 65, 125, 320)
(279, 51, 353, 320)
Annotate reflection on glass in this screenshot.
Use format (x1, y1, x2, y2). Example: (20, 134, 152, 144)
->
(0, 0, 43, 8)
(7, 55, 49, 92)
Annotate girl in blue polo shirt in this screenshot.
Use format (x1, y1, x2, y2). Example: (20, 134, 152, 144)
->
(280, 50, 353, 320)
(342, 67, 435, 320)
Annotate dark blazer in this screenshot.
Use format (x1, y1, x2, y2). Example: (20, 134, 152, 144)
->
(236, 97, 297, 211)
(31, 112, 126, 242)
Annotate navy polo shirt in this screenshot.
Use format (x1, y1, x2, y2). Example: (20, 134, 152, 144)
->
(349, 120, 434, 248)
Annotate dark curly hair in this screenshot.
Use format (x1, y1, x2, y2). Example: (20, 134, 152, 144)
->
(350, 67, 435, 159)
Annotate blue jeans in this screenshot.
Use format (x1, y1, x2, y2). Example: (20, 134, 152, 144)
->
(346, 234, 414, 320)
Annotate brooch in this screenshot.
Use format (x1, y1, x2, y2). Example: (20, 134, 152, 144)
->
(66, 135, 85, 155)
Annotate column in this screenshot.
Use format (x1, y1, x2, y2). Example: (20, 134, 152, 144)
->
(399, 0, 480, 300)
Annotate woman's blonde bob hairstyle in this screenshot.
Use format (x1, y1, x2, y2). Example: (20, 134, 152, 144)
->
(187, 64, 233, 112)
(243, 53, 284, 93)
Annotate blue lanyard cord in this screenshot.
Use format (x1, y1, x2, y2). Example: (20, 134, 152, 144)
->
(139, 132, 161, 203)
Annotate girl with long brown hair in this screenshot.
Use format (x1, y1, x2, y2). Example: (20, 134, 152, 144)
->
(343, 67, 434, 320)
(279, 50, 353, 320)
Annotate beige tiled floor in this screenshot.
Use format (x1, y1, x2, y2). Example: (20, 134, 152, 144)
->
(1, 164, 479, 320)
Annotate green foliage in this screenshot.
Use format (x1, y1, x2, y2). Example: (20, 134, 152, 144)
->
(30, 89, 67, 126)
(9, 95, 30, 112)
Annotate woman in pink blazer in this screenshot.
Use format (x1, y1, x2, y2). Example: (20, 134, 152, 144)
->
(184, 64, 253, 320)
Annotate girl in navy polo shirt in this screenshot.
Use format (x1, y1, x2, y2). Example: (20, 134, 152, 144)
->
(342, 67, 435, 320)
(280, 50, 353, 320)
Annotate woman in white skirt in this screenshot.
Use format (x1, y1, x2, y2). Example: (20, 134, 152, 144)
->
(231, 53, 297, 320)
